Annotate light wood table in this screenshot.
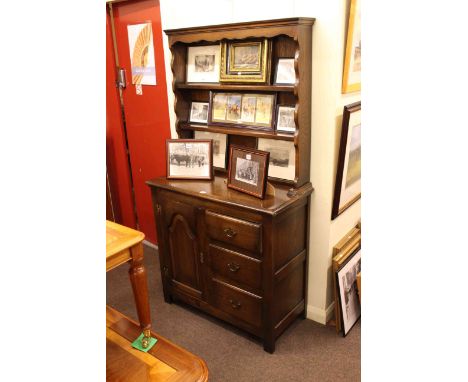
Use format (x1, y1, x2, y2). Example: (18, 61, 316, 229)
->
(107, 306, 208, 381)
(106, 220, 151, 347)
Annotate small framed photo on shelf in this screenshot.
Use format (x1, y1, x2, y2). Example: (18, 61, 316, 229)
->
(332, 101, 361, 219)
(275, 105, 296, 134)
(209, 91, 276, 131)
(194, 131, 227, 169)
(227, 146, 270, 199)
(166, 139, 213, 180)
(186, 44, 220, 83)
(189, 102, 209, 124)
(274, 58, 296, 85)
(336, 247, 361, 336)
(220, 39, 271, 83)
(257, 138, 295, 181)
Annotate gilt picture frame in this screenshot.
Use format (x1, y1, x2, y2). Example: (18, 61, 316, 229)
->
(332, 102, 361, 219)
(342, 0, 361, 93)
(220, 39, 271, 83)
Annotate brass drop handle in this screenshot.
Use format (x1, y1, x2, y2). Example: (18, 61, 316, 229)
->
(229, 299, 241, 309)
(224, 227, 237, 239)
(227, 262, 240, 272)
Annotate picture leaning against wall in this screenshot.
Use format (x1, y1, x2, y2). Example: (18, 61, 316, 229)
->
(332, 102, 361, 219)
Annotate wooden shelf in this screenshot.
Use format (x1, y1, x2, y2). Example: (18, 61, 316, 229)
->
(179, 122, 295, 141)
(176, 83, 295, 93)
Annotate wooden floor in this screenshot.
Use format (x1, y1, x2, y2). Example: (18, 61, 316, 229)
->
(107, 306, 208, 382)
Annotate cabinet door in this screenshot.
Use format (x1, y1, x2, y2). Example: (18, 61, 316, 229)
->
(158, 192, 204, 299)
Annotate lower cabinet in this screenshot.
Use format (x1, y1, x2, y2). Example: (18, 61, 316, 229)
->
(148, 176, 312, 353)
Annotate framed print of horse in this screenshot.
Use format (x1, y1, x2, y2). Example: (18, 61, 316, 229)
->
(166, 139, 213, 180)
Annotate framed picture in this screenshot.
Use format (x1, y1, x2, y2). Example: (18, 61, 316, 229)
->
(220, 39, 271, 83)
(186, 45, 220, 83)
(209, 92, 276, 131)
(336, 247, 361, 336)
(342, 0, 361, 93)
(227, 146, 270, 199)
(332, 101, 361, 219)
(194, 131, 227, 169)
(189, 102, 209, 124)
(275, 105, 296, 133)
(166, 139, 213, 180)
(257, 138, 295, 181)
(274, 58, 296, 85)
(332, 224, 361, 333)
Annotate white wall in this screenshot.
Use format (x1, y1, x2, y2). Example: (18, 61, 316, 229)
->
(159, 0, 361, 324)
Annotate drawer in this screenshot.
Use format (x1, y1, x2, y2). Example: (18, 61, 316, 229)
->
(209, 244, 262, 291)
(205, 210, 262, 253)
(212, 279, 262, 328)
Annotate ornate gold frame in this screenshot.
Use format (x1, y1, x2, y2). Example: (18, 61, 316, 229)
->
(220, 38, 271, 83)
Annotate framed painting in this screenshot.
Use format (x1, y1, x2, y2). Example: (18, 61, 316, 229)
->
(186, 44, 220, 83)
(194, 131, 227, 169)
(342, 0, 361, 93)
(189, 102, 209, 124)
(220, 39, 271, 83)
(227, 145, 269, 199)
(336, 247, 361, 336)
(275, 105, 296, 134)
(332, 102, 361, 219)
(166, 139, 213, 180)
(257, 138, 295, 181)
(274, 58, 296, 85)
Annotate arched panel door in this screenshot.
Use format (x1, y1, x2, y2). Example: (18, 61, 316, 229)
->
(167, 214, 203, 298)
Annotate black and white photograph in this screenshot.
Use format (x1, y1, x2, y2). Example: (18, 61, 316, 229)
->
(195, 54, 215, 72)
(258, 139, 295, 181)
(189, 102, 209, 124)
(235, 157, 259, 186)
(336, 248, 361, 336)
(186, 45, 220, 83)
(274, 58, 296, 84)
(276, 105, 296, 133)
(166, 139, 213, 179)
(194, 131, 227, 168)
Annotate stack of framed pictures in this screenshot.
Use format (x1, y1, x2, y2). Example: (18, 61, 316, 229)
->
(332, 224, 361, 336)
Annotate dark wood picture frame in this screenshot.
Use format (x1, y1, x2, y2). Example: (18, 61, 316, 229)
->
(335, 247, 361, 337)
(166, 139, 213, 180)
(227, 145, 270, 199)
(220, 38, 271, 83)
(332, 101, 361, 219)
(208, 91, 276, 131)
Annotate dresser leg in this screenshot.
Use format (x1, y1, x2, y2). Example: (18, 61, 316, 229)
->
(263, 338, 276, 353)
(128, 243, 152, 337)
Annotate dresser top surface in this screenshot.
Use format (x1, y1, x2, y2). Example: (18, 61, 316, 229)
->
(147, 176, 313, 215)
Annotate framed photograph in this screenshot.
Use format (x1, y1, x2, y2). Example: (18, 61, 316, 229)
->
(258, 138, 295, 181)
(274, 58, 296, 85)
(227, 146, 270, 199)
(332, 102, 361, 219)
(275, 105, 296, 133)
(220, 39, 271, 83)
(342, 0, 361, 93)
(194, 131, 227, 169)
(189, 102, 209, 124)
(336, 248, 361, 336)
(209, 92, 276, 130)
(186, 45, 220, 83)
(166, 139, 213, 180)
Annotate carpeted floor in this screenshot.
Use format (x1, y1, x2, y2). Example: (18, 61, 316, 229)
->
(106, 245, 360, 382)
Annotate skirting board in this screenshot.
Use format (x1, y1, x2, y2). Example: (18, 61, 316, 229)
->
(306, 302, 335, 324)
(143, 240, 158, 251)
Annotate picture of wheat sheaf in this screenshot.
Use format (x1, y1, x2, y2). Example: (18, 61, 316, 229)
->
(132, 23, 152, 84)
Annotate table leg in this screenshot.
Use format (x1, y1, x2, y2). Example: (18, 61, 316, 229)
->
(128, 242, 152, 347)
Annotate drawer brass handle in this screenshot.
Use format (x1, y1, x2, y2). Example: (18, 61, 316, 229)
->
(224, 227, 237, 239)
(227, 262, 240, 272)
(229, 299, 241, 309)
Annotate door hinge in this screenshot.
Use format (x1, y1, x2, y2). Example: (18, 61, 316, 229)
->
(117, 67, 127, 89)
(156, 204, 162, 214)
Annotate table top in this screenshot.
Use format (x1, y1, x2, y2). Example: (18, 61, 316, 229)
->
(106, 306, 209, 382)
(106, 220, 145, 271)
